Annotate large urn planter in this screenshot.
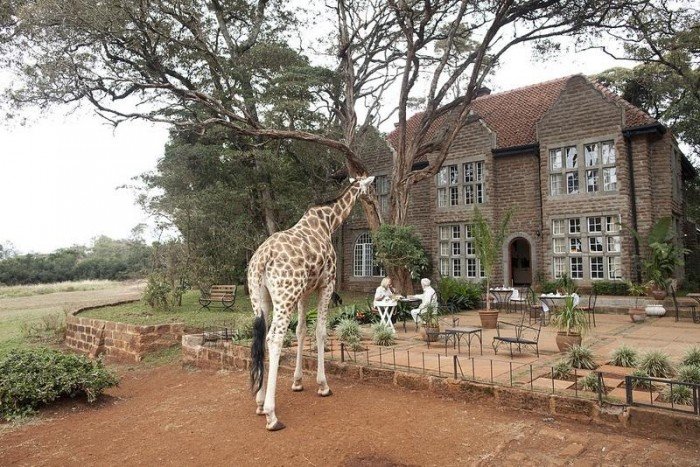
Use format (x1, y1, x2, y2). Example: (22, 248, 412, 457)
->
(629, 307, 647, 323)
(649, 288, 667, 301)
(555, 332, 582, 352)
(422, 324, 440, 342)
(478, 310, 499, 329)
(645, 302, 666, 317)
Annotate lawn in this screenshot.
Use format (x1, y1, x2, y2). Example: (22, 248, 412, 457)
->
(79, 289, 372, 329)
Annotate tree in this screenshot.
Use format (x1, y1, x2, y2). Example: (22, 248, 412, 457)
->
(472, 207, 512, 312)
(372, 224, 430, 293)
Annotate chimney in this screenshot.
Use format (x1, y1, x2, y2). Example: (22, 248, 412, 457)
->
(476, 86, 491, 98)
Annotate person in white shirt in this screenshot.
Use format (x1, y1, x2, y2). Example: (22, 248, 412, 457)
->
(410, 278, 438, 323)
(374, 277, 395, 302)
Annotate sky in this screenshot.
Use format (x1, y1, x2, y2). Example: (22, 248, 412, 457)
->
(0, 37, 632, 254)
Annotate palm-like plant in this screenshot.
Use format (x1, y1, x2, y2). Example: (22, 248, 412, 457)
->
(551, 296, 589, 336)
(472, 207, 513, 312)
(627, 217, 688, 291)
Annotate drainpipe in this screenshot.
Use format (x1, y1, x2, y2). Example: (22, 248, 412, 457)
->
(623, 132, 642, 284)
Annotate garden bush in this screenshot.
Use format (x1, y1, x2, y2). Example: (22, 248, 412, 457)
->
(552, 360, 572, 380)
(676, 365, 700, 384)
(538, 280, 558, 294)
(680, 346, 700, 367)
(639, 350, 674, 378)
(580, 372, 602, 393)
(335, 318, 361, 343)
(662, 385, 692, 405)
(371, 323, 395, 346)
(437, 277, 482, 310)
(565, 345, 597, 370)
(630, 369, 653, 390)
(0, 348, 119, 420)
(610, 345, 638, 367)
(142, 273, 173, 311)
(591, 281, 630, 296)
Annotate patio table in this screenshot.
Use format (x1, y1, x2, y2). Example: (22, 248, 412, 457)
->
(489, 288, 514, 311)
(444, 326, 483, 357)
(373, 299, 397, 334)
(397, 297, 421, 332)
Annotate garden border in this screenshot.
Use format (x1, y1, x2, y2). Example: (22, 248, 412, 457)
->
(65, 300, 184, 362)
(181, 334, 700, 440)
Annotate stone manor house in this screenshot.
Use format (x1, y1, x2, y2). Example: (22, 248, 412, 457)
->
(337, 74, 696, 292)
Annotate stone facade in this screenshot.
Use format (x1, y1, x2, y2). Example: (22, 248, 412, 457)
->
(340, 75, 693, 292)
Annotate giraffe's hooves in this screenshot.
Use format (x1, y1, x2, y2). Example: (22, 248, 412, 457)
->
(266, 420, 286, 431)
(317, 388, 333, 397)
(291, 383, 304, 392)
(256, 406, 266, 415)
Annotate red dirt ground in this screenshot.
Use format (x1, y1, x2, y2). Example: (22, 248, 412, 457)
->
(1, 364, 698, 466)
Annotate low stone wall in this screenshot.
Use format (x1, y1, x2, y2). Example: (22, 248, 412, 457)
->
(66, 301, 184, 362)
(181, 335, 700, 440)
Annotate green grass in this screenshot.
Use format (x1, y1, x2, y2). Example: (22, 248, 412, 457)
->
(80, 290, 371, 330)
(0, 280, 118, 299)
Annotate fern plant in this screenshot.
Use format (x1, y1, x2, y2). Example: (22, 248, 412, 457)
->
(639, 350, 674, 378)
(680, 346, 700, 367)
(371, 323, 395, 346)
(610, 345, 638, 367)
(565, 344, 597, 369)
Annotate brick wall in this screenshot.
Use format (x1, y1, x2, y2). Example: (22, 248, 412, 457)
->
(65, 303, 184, 362)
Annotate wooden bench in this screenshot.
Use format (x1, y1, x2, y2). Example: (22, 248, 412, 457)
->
(199, 285, 237, 312)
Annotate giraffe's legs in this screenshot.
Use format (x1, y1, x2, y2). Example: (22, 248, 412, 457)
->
(262, 302, 293, 431)
(315, 283, 333, 397)
(254, 283, 272, 416)
(292, 297, 308, 392)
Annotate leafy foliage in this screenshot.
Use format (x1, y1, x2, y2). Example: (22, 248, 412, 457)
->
(372, 224, 430, 280)
(142, 274, 174, 311)
(580, 373, 602, 393)
(681, 346, 700, 367)
(565, 345, 597, 370)
(552, 296, 589, 336)
(371, 323, 395, 346)
(591, 281, 630, 296)
(630, 369, 653, 390)
(626, 218, 687, 289)
(676, 365, 700, 384)
(639, 350, 674, 378)
(436, 277, 482, 311)
(472, 207, 512, 311)
(552, 360, 573, 380)
(19, 313, 66, 345)
(0, 348, 119, 420)
(610, 345, 639, 368)
(662, 384, 693, 405)
(335, 318, 361, 343)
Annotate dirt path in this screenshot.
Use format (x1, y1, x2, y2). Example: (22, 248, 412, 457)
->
(1, 364, 698, 466)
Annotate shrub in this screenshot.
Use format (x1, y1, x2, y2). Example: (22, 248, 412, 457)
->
(681, 346, 700, 367)
(0, 348, 119, 420)
(565, 345, 597, 369)
(539, 280, 558, 294)
(662, 385, 693, 405)
(371, 323, 395, 346)
(676, 365, 700, 384)
(580, 372, 602, 393)
(591, 281, 630, 296)
(329, 305, 359, 329)
(639, 350, 674, 378)
(552, 360, 572, 380)
(231, 315, 254, 341)
(437, 277, 482, 310)
(142, 273, 173, 311)
(20, 312, 66, 344)
(630, 369, 653, 390)
(335, 318, 361, 343)
(610, 345, 638, 367)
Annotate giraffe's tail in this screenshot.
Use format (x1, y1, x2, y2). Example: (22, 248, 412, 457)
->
(250, 313, 266, 394)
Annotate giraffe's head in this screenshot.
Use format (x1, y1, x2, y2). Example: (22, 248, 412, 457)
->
(349, 175, 376, 195)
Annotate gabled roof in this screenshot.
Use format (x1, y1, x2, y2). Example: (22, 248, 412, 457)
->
(387, 74, 659, 160)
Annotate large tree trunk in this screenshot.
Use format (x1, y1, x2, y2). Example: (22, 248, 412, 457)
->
(393, 267, 414, 295)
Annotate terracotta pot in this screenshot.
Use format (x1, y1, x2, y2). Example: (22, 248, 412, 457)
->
(422, 324, 440, 342)
(478, 310, 499, 329)
(555, 332, 582, 352)
(628, 307, 647, 323)
(650, 289, 667, 301)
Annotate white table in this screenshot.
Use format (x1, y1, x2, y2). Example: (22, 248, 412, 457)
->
(539, 294, 576, 325)
(489, 288, 514, 311)
(374, 300, 398, 333)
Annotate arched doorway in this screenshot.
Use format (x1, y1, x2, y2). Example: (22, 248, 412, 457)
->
(509, 237, 532, 286)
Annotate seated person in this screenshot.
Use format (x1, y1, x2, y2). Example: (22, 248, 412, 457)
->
(374, 277, 395, 302)
(409, 278, 437, 323)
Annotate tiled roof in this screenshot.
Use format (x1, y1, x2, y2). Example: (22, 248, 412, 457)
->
(386, 74, 658, 160)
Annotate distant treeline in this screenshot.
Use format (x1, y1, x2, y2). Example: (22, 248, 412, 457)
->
(0, 236, 152, 285)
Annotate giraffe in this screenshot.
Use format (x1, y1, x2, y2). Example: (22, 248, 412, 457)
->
(248, 175, 375, 431)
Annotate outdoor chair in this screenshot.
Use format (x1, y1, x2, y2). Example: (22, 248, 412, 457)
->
(492, 313, 541, 358)
(579, 291, 598, 327)
(670, 285, 699, 323)
(508, 287, 528, 314)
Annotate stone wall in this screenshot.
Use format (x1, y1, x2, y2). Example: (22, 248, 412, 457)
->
(181, 336, 700, 440)
(65, 301, 184, 362)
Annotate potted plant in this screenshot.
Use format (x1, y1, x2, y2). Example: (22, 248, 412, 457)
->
(552, 295, 590, 351)
(627, 282, 647, 323)
(472, 207, 513, 329)
(421, 304, 440, 342)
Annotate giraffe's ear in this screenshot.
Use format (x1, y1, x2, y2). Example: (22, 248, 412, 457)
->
(349, 177, 356, 183)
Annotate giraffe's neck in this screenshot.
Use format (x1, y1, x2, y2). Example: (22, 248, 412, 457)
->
(299, 185, 361, 236)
